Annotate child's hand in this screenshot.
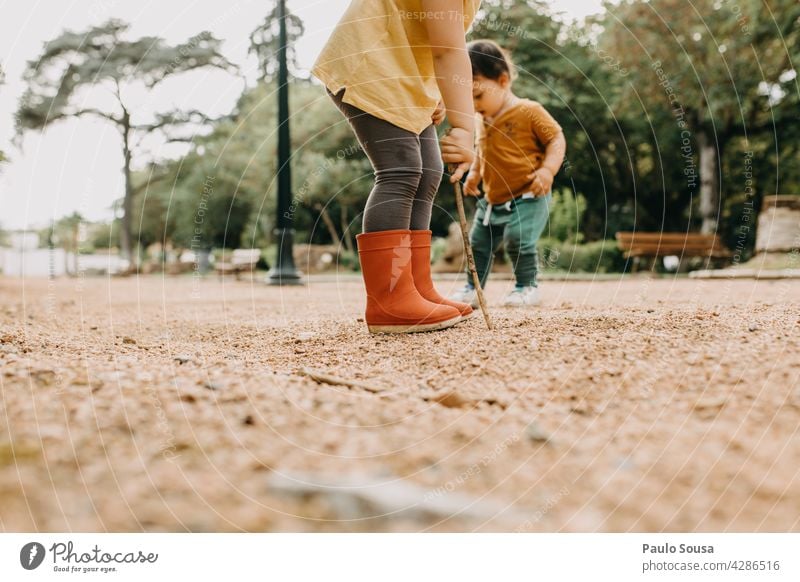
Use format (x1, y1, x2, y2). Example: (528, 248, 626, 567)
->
(527, 167, 554, 196)
(441, 127, 475, 183)
(464, 171, 481, 196)
(431, 101, 446, 126)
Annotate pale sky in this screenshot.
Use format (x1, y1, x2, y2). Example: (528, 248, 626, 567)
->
(0, 0, 604, 230)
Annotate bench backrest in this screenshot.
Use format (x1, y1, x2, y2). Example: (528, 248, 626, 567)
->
(617, 232, 720, 247)
(615, 231, 730, 257)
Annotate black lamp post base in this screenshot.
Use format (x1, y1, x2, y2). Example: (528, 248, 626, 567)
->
(267, 227, 304, 286)
(267, 270, 303, 285)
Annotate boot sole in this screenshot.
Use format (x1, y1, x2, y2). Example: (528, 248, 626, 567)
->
(367, 315, 462, 334)
(456, 310, 476, 322)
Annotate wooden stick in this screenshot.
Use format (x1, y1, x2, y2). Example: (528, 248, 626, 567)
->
(452, 179, 493, 330)
(300, 366, 388, 393)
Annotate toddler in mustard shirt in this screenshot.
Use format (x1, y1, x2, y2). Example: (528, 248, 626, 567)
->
(450, 40, 567, 307)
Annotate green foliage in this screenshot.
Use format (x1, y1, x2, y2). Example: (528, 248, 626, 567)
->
(138, 79, 368, 252)
(539, 238, 625, 273)
(88, 221, 119, 250)
(46, 212, 98, 254)
(431, 237, 449, 266)
(599, 0, 799, 133)
(337, 251, 361, 272)
(596, 0, 800, 232)
(544, 189, 587, 243)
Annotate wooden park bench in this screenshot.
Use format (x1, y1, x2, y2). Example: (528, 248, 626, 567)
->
(214, 248, 261, 280)
(615, 231, 732, 272)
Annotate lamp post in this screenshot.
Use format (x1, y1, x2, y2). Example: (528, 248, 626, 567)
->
(267, 0, 303, 285)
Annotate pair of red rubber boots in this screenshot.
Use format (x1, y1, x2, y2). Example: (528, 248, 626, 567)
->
(355, 229, 473, 334)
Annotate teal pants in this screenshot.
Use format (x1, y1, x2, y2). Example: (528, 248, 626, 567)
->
(467, 194, 551, 288)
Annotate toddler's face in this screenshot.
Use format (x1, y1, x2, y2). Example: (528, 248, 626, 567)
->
(472, 74, 511, 119)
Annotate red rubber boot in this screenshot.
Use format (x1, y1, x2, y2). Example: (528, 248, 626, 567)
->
(356, 230, 462, 334)
(410, 230, 474, 318)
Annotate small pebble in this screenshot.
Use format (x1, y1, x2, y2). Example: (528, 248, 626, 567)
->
(694, 397, 727, 411)
(526, 421, 552, 445)
(432, 391, 471, 408)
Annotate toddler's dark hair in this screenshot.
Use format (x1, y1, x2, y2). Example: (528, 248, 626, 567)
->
(467, 39, 517, 81)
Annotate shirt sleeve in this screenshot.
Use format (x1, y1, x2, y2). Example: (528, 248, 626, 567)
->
(475, 116, 486, 172)
(528, 103, 562, 146)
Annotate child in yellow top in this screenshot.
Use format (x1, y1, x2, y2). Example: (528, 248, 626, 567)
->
(312, 0, 481, 334)
(451, 39, 567, 308)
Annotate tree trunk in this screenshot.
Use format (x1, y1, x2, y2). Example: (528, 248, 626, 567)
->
(315, 203, 341, 247)
(62, 238, 70, 276)
(340, 205, 355, 254)
(698, 130, 721, 234)
(120, 118, 134, 266)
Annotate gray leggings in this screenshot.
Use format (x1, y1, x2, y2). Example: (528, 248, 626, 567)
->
(328, 89, 443, 232)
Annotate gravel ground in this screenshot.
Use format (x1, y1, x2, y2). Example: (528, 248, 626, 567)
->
(1, 273, 799, 532)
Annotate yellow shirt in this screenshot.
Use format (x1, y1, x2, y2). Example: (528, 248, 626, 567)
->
(312, 0, 481, 135)
(477, 99, 563, 205)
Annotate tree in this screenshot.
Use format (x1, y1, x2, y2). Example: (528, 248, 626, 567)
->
(50, 212, 84, 274)
(15, 19, 238, 263)
(249, 4, 306, 82)
(301, 153, 372, 252)
(169, 159, 254, 251)
(158, 77, 365, 253)
(598, 0, 800, 233)
(130, 164, 177, 254)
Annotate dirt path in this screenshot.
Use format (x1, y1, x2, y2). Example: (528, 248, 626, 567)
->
(1, 274, 798, 532)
